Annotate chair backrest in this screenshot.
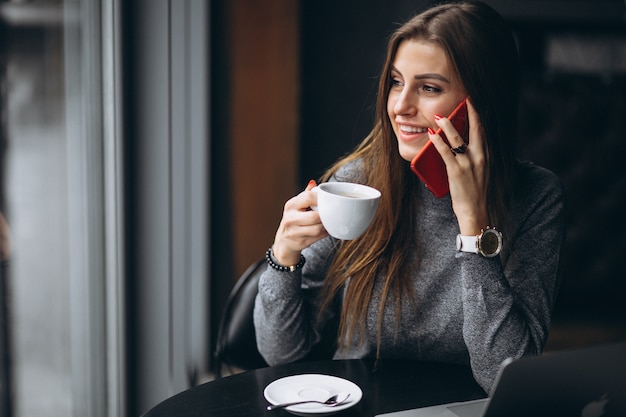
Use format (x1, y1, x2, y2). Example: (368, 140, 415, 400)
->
(214, 259, 268, 378)
(214, 258, 339, 378)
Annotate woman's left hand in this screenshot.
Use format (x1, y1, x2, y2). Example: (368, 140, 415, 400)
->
(428, 98, 490, 236)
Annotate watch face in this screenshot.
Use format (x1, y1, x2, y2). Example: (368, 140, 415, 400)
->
(479, 229, 502, 257)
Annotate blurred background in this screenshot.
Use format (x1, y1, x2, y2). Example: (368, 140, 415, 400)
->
(0, 0, 624, 416)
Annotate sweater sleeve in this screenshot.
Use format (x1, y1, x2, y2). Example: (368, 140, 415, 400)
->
(253, 237, 338, 365)
(460, 164, 566, 392)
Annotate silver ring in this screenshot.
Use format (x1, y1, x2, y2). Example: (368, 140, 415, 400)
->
(451, 143, 467, 155)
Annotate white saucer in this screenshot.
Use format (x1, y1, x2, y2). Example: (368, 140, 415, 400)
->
(264, 374, 362, 416)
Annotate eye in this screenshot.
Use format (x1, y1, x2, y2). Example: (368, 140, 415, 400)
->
(422, 84, 442, 94)
(390, 77, 404, 88)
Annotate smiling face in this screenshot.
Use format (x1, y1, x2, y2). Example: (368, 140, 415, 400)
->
(387, 39, 466, 161)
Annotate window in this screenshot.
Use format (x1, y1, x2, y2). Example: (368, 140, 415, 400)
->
(0, 1, 210, 416)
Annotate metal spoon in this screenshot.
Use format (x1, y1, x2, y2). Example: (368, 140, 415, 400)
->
(266, 391, 351, 411)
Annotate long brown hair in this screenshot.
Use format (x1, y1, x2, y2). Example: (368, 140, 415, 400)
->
(319, 1, 520, 353)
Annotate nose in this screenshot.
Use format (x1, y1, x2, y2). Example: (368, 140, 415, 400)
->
(393, 87, 417, 116)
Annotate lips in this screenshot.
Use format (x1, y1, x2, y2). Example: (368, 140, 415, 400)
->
(396, 123, 430, 144)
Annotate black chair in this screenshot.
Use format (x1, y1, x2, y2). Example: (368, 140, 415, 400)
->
(214, 258, 339, 378)
(214, 259, 268, 378)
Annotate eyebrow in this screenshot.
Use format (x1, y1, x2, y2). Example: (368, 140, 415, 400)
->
(414, 73, 451, 83)
(391, 66, 451, 84)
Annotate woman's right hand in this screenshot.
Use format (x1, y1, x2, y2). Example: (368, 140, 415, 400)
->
(271, 180, 329, 266)
(429, 99, 489, 236)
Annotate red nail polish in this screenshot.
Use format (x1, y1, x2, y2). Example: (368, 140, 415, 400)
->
(434, 114, 443, 120)
(308, 179, 317, 187)
(428, 128, 436, 135)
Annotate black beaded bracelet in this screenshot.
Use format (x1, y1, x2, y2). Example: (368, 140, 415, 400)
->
(265, 247, 306, 273)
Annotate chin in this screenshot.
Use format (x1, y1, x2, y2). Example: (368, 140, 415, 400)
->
(400, 154, 414, 162)
(398, 145, 421, 162)
(397, 138, 427, 162)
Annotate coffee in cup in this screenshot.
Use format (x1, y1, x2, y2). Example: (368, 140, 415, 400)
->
(312, 182, 381, 240)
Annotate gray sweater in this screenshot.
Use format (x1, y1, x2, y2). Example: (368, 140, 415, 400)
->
(254, 160, 565, 392)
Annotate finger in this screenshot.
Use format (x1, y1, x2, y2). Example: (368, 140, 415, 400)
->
(466, 98, 484, 152)
(285, 180, 319, 212)
(276, 210, 328, 254)
(434, 114, 465, 149)
(305, 179, 317, 191)
(285, 193, 316, 214)
(428, 127, 459, 165)
(304, 179, 319, 210)
(276, 205, 325, 242)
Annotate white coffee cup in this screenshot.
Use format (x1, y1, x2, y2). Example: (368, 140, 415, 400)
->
(312, 182, 381, 240)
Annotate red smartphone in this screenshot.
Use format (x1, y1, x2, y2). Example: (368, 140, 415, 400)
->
(410, 99, 469, 198)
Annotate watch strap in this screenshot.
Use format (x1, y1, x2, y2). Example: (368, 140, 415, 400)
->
(456, 234, 479, 254)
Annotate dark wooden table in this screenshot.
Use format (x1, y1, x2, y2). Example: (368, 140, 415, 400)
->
(142, 359, 486, 417)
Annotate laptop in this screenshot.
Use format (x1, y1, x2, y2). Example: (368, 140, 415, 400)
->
(376, 342, 626, 417)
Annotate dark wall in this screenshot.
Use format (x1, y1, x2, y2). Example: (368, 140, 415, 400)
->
(518, 73, 626, 318)
(299, 0, 431, 183)
(507, 19, 626, 322)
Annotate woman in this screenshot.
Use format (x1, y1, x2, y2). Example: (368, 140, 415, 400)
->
(253, 0, 565, 392)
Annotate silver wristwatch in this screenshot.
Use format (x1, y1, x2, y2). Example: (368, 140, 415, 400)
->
(456, 227, 502, 258)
